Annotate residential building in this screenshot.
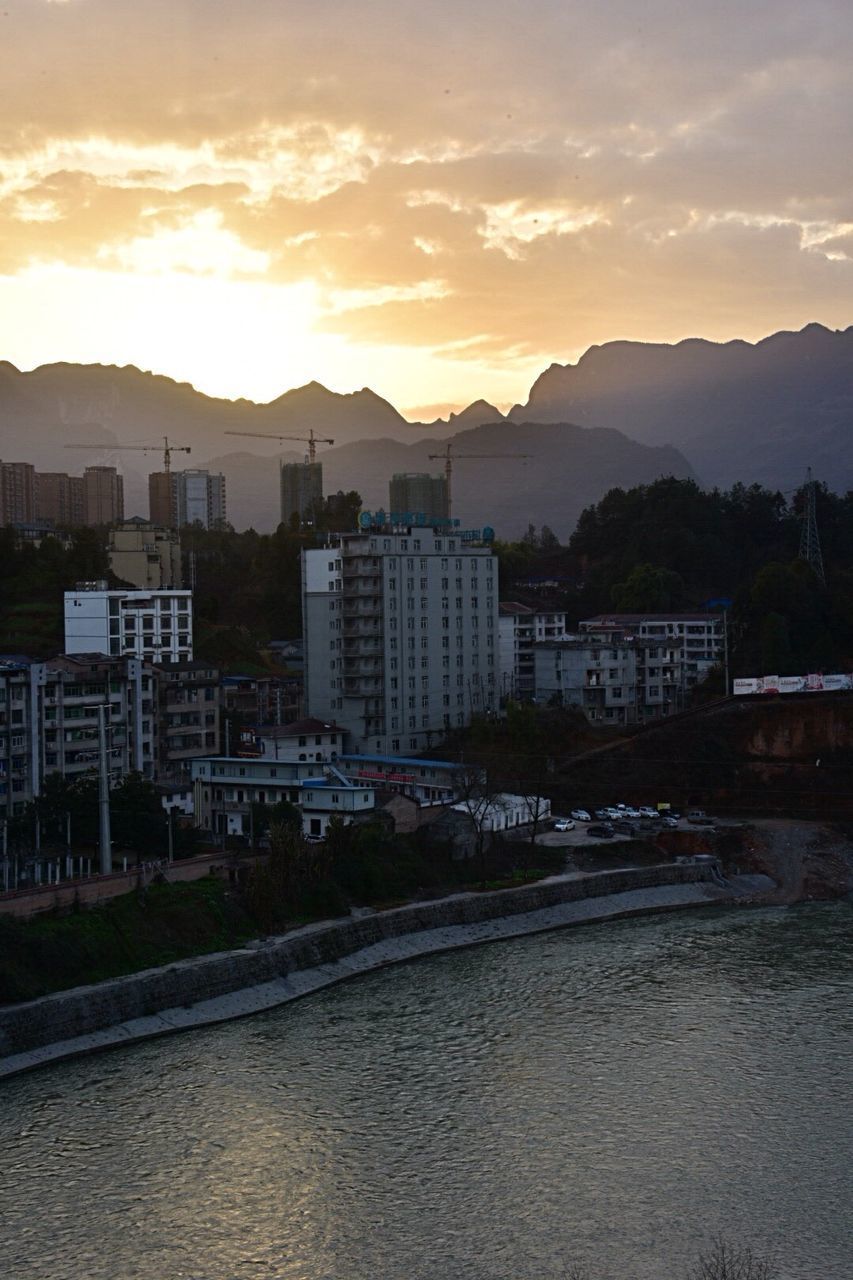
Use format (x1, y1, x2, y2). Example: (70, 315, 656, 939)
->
(302, 522, 499, 757)
(64, 583, 193, 662)
(281, 461, 322, 527)
(148, 469, 227, 529)
(154, 660, 221, 780)
(534, 612, 724, 724)
(534, 635, 640, 724)
(148, 470, 174, 527)
(35, 472, 85, 526)
(10, 520, 73, 550)
(221, 674, 302, 738)
(388, 473, 449, 522)
(337, 753, 469, 805)
(41, 654, 156, 780)
(240, 717, 344, 764)
(175, 469, 226, 528)
(498, 602, 566, 700)
(191, 755, 375, 840)
(1, 654, 160, 817)
(109, 519, 183, 590)
(0, 461, 36, 524)
(580, 613, 724, 715)
(0, 659, 43, 817)
(83, 466, 124, 525)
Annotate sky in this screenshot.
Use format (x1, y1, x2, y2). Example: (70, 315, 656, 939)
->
(1, 0, 852, 418)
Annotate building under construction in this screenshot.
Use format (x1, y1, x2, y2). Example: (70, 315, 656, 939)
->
(389, 472, 449, 521)
(281, 461, 323, 527)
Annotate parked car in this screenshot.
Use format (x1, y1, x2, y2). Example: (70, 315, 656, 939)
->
(570, 809, 592, 823)
(661, 815, 680, 829)
(587, 823, 615, 839)
(687, 809, 714, 826)
(638, 806, 658, 819)
(554, 818, 575, 831)
(594, 808, 611, 821)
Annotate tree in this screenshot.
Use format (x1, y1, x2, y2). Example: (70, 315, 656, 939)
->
(687, 1239, 777, 1280)
(611, 562, 685, 611)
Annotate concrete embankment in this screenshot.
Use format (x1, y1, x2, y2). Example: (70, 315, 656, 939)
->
(0, 863, 765, 1080)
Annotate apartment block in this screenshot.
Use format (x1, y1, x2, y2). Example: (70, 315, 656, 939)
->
(154, 660, 221, 780)
(498, 602, 566, 700)
(148, 469, 227, 529)
(0, 659, 43, 817)
(281, 461, 322, 527)
(35, 472, 85, 526)
(303, 523, 498, 757)
(83, 466, 124, 525)
(109, 519, 183, 590)
(64, 584, 193, 662)
(534, 612, 724, 725)
(41, 654, 156, 781)
(0, 461, 36, 524)
(388, 473, 449, 522)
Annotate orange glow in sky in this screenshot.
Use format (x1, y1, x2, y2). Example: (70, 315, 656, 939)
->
(1, 0, 851, 413)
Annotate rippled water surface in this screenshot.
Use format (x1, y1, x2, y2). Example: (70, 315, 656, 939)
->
(1, 904, 851, 1280)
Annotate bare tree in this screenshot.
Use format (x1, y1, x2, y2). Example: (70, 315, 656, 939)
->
(687, 1239, 777, 1280)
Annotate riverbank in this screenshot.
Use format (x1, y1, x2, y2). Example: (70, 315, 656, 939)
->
(0, 863, 771, 1079)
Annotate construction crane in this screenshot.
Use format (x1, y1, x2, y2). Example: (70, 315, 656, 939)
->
(65, 434, 191, 473)
(223, 428, 334, 464)
(428, 441, 531, 519)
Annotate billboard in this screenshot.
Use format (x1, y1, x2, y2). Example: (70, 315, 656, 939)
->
(733, 673, 853, 696)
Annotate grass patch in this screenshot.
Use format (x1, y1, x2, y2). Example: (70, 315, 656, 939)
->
(0, 878, 258, 1004)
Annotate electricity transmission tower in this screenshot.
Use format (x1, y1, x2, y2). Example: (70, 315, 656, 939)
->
(798, 467, 825, 585)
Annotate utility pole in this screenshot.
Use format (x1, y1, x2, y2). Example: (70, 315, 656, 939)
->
(97, 704, 112, 875)
(723, 610, 730, 695)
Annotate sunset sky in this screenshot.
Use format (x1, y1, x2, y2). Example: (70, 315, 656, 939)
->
(1, 0, 851, 417)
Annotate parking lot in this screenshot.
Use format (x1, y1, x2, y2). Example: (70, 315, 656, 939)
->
(535, 810, 718, 847)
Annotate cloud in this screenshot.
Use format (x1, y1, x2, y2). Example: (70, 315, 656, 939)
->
(1, 0, 852, 397)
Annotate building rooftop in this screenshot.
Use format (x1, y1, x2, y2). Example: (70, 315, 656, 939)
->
(581, 613, 723, 625)
(260, 718, 344, 737)
(499, 602, 534, 616)
(340, 753, 465, 771)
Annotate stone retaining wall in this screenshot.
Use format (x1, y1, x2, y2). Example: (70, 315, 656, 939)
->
(0, 864, 712, 1066)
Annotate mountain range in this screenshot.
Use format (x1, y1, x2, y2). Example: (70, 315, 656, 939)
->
(1, 322, 849, 538)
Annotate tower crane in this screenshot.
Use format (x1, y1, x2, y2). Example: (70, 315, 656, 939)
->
(428, 441, 531, 519)
(223, 428, 334, 464)
(64, 435, 191, 473)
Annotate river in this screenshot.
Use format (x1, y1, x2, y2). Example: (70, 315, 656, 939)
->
(1, 903, 850, 1280)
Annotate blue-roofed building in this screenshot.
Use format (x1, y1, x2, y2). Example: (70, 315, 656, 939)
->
(191, 755, 375, 840)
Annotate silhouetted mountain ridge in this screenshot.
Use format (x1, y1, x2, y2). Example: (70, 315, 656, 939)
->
(509, 322, 853, 490)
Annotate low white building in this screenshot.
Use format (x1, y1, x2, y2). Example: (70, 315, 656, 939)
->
(452, 791, 551, 832)
(64, 582, 193, 662)
(190, 756, 375, 840)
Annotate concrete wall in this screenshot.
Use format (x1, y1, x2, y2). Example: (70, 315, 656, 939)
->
(0, 862, 713, 1065)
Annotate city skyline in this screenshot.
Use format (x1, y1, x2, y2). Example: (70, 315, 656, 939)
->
(1, 1, 851, 415)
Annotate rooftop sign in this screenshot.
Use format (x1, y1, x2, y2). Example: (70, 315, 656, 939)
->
(358, 510, 494, 542)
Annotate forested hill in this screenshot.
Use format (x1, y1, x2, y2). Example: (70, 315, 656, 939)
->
(501, 478, 853, 679)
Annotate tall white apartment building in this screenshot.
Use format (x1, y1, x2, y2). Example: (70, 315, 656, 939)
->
(64, 583, 193, 662)
(303, 522, 499, 756)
